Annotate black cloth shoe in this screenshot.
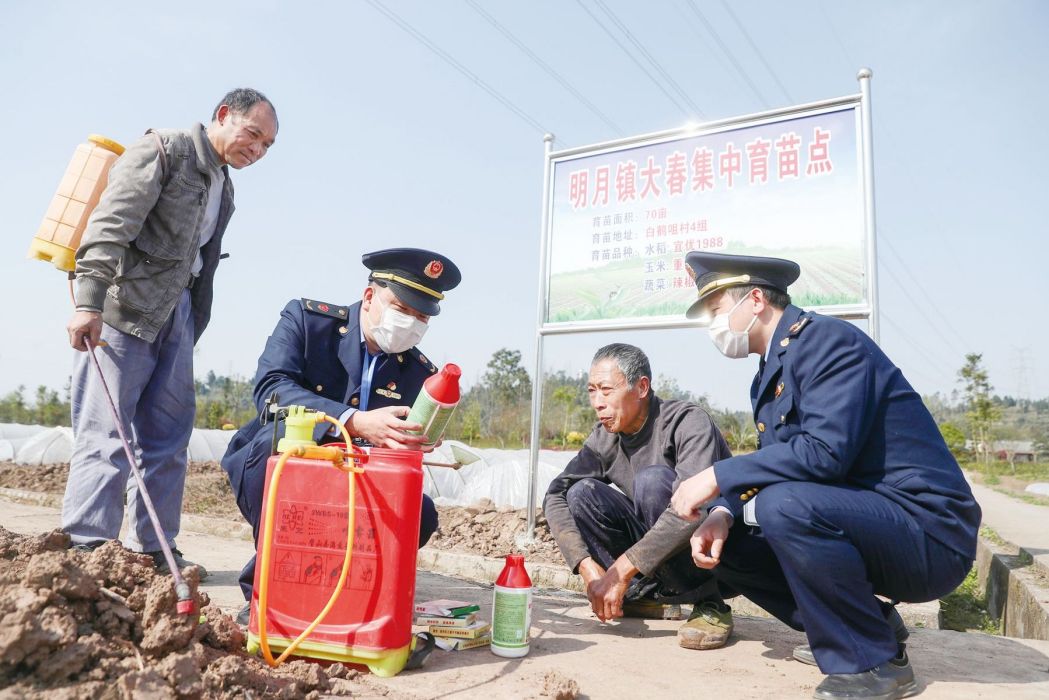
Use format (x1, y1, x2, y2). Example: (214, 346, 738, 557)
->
(236, 602, 250, 626)
(69, 541, 105, 553)
(813, 651, 917, 700)
(147, 548, 209, 580)
(794, 605, 909, 667)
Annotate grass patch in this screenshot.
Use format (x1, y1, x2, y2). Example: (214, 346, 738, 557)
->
(962, 460, 1049, 481)
(939, 567, 1000, 634)
(979, 525, 1007, 547)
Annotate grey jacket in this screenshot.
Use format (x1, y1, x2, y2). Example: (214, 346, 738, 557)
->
(74, 124, 235, 344)
(544, 394, 732, 576)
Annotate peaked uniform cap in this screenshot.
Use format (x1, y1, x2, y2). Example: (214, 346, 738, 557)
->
(684, 252, 800, 320)
(362, 248, 462, 316)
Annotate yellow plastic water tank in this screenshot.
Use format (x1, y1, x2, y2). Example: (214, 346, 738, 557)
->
(29, 135, 125, 272)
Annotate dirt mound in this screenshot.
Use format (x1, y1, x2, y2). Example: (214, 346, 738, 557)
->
(0, 461, 241, 521)
(429, 500, 563, 565)
(0, 527, 376, 699)
(0, 462, 69, 494)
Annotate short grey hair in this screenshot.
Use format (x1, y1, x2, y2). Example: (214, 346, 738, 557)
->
(592, 343, 651, 387)
(212, 87, 278, 131)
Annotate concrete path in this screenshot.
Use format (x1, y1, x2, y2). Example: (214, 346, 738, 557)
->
(3, 500, 1049, 699)
(970, 480, 1049, 574)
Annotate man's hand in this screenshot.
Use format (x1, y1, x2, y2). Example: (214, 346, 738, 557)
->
(68, 311, 102, 351)
(690, 509, 731, 569)
(346, 406, 432, 451)
(670, 467, 720, 521)
(577, 557, 606, 588)
(583, 556, 637, 622)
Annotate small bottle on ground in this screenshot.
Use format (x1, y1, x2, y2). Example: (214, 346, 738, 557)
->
(491, 553, 532, 658)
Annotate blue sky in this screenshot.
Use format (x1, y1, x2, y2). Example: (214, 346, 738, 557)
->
(1, 1, 1046, 411)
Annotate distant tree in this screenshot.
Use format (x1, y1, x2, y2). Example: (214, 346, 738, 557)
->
(958, 354, 1000, 465)
(552, 385, 578, 447)
(713, 409, 757, 453)
(1034, 433, 1049, 461)
(483, 349, 530, 404)
(938, 422, 968, 459)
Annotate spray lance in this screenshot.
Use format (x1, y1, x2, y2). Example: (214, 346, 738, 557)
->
(30, 133, 196, 615)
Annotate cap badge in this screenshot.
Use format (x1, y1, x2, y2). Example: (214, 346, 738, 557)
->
(684, 262, 696, 281)
(387, 382, 397, 391)
(424, 260, 444, 279)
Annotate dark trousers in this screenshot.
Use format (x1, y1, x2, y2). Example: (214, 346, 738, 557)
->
(715, 481, 972, 674)
(565, 465, 718, 602)
(237, 489, 438, 600)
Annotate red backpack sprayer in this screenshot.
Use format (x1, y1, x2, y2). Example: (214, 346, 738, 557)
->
(246, 365, 465, 675)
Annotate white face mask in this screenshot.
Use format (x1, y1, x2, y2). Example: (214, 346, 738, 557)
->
(708, 293, 757, 359)
(370, 293, 428, 353)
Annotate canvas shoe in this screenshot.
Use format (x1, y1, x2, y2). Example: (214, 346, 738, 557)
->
(677, 601, 733, 649)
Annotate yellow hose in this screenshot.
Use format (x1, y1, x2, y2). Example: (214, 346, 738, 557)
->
(258, 414, 363, 667)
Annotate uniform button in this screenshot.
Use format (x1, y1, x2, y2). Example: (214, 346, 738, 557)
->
(780, 414, 786, 423)
(397, 354, 404, 363)
(316, 385, 323, 392)
(780, 338, 790, 347)
(350, 397, 359, 406)
(338, 326, 348, 335)
(757, 422, 766, 432)
(740, 493, 750, 501)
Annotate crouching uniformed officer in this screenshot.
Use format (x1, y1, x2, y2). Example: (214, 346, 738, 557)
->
(222, 247, 461, 624)
(669, 252, 980, 700)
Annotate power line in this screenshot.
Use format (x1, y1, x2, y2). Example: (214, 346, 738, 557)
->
(682, 0, 770, 109)
(362, 0, 560, 141)
(878, 235, 972, 349)
(592, 0, 707, 118)
(464, 0, 624, 136)
(717, 0, 794, 104)
(573, 0, 697, 119)
(880, 315, 958, 387)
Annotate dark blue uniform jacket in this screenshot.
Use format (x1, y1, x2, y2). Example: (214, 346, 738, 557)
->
(221, 299, 437, 529)
(711, 305, 981, 560)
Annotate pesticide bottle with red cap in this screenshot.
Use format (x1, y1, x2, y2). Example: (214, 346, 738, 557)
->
(491, 554, 532, 658)
(406, 363, 461, 446)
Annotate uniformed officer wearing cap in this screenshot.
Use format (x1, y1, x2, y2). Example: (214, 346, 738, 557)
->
(668, 252, 980, 700)
(221, 247, 461, 622)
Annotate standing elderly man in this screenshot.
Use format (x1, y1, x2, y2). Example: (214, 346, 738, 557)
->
(544, 343, 735, 650)
(222, 247, 461, 624)
(670, 252, 980, 700)
(63, 88, 279, 576)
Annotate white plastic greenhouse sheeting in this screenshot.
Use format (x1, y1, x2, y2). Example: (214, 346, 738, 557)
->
(10, 425, 237, 465)
(422, 441, 575, 509)
(4, 425, 576, 509)
(0, 424, 49, 461)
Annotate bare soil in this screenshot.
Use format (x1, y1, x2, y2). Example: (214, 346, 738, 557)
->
(0, 461, 567, 566)
(0, 528, 391, 699)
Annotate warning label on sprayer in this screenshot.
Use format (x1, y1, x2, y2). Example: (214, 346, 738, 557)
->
(275, 500, 379, 554)
(270, 499, 383, 592)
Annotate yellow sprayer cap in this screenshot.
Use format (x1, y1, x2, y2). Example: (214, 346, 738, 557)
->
(87, 134, 125, 156)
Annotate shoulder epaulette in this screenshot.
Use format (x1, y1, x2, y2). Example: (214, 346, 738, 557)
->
(409, 347, 438, 373)
(300, 298, 348, 320)
(787, 315, 812, 337)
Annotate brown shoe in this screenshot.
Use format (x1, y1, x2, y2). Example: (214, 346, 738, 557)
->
(678, 602, 733, 650)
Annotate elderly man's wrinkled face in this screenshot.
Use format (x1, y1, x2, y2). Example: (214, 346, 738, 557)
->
(587, 358, 648, 435)
(211, 102, 277, 169)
